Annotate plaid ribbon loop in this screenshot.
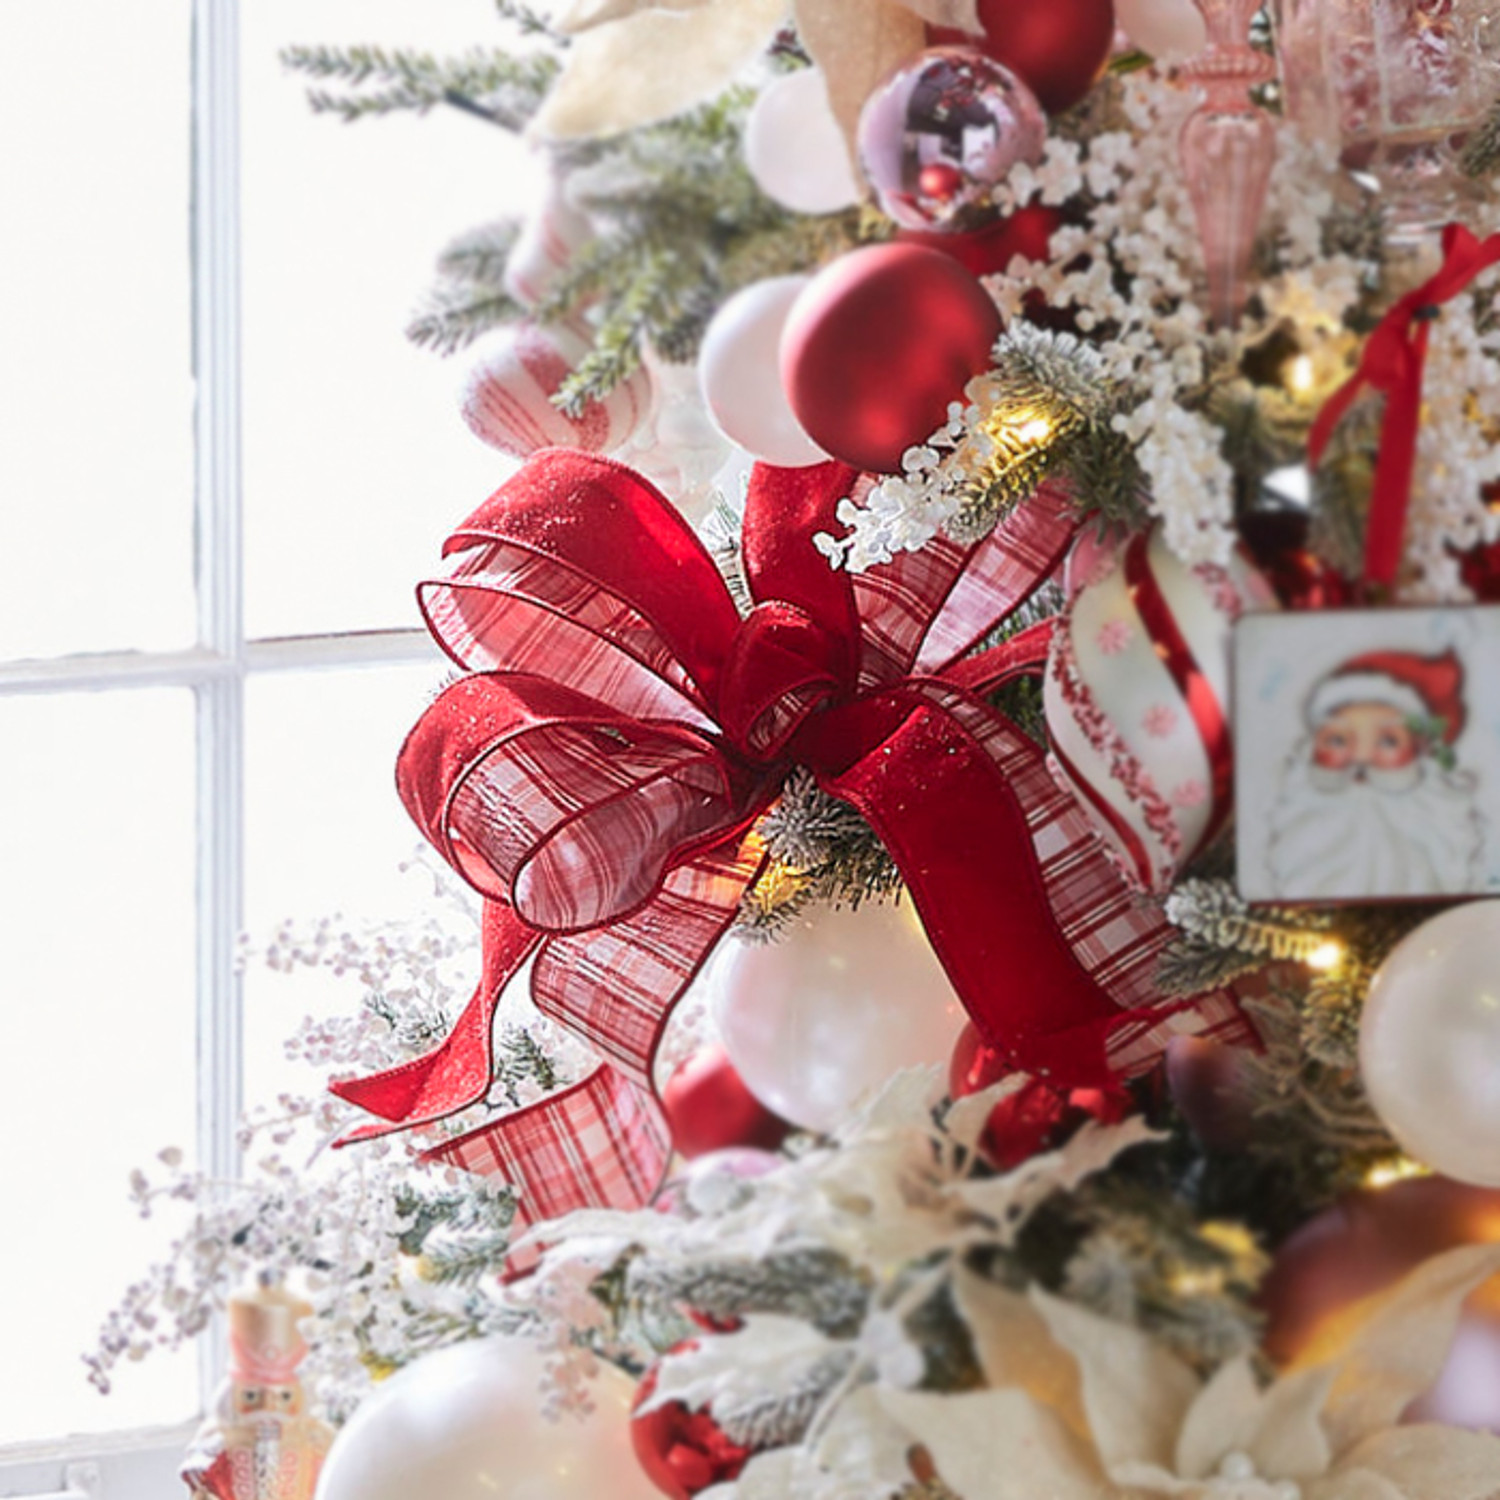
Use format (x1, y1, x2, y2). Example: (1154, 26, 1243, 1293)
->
(332, 450, 1247, 1256)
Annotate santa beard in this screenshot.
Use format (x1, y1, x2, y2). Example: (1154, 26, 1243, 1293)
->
(1266, 743, 1486, 899)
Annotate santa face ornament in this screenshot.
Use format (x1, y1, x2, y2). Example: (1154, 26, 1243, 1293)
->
(1235, 607, 1499, 903)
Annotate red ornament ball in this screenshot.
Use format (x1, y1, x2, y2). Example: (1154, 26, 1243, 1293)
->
(948, 1024, 1129, 1169)
(631, 1351, 754, 1499)
(930, 0, 1117, 115)
(897, 203, 1065, 277)
(780, 243, 1002, 474)
(661, 1046, 791, 1160)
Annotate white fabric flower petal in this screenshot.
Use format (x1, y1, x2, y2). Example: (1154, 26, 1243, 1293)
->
(879, 1387, 1112, 1500)
(1329, 1425, 1500, 1500)
(1030, 1285, 1202, 1474)
(1299, 1243, 1500, 1458)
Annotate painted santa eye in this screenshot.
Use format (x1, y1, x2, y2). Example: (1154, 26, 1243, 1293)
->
(243, 1389, 263, 1407)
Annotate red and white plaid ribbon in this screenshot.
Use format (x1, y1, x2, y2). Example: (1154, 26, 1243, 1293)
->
(332, 451, 1248, 1252)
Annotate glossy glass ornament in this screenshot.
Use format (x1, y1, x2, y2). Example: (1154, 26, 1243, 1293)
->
(1179, 0, 1278, 327)
(710, 894, 967, 1133)
(315, 1338, 657, 1500)
(1275, 0, 1500, 239)
(858, 47, 1045, 232)
(1359, 900, 1500, 1186)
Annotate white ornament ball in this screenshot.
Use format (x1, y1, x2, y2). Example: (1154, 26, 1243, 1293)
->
(699, 277, 830, 468)
(1359, 901, 1500, 1187)
(745, 69, 861, 216)
(711, 894, 968, 1133)
(460, 320, 652, 458)
(1114, 0, 1207, 62)
(315, 1337, 659, 1500)
(504, 176, 594, 308)
(1043, 524, 1278, 894)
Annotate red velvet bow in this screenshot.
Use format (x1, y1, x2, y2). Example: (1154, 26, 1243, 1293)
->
(332, 451, 1244, 1246)
(1309, 222, 1500, 590)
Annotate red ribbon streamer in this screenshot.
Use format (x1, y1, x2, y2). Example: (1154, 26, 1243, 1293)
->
(1308, 222, 1500, 589)
(331, 450, 1248, 1243)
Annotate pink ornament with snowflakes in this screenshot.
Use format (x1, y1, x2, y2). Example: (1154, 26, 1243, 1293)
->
(1043, 523, 1277, 893)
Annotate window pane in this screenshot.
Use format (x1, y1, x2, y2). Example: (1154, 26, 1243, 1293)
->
(243, 660, 447, 1107)
(242, 0, 542, 638)
(0, 2, 194, 662)
(0, 690, 198, 1445)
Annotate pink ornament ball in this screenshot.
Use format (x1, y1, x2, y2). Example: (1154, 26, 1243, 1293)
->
(1042, 524, 1278, 892)
(779, 243, 1002, 475)
(460, 320, 652, 459)
(858, 47, 1046, 232)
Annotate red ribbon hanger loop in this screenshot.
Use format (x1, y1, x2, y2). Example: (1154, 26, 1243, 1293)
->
(1308, 222, 1500, 590)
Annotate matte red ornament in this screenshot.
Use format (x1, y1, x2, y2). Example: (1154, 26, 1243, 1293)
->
(1260, 1176, 1500, 1430)
(661, 1046, 791, 1160)
(929, 0, 1116, 115)
(898, 203, 1065, 277)
(780, 243, 1002, 474)
(948, 1023, 1130, 1169)
(631, 1352, 754, 1499)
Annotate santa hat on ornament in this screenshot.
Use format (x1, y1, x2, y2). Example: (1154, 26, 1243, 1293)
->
(226, 1281, 311, 1385)
(1307, 649, 1467, 744)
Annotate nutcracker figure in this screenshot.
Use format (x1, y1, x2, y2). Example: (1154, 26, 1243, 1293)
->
(180, 1280, 333, 1500)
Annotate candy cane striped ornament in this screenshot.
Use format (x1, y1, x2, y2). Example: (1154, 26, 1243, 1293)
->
(460, 319, 653, 458)
(1043, 524, 1278, 893)
(504, 176, 594, 308)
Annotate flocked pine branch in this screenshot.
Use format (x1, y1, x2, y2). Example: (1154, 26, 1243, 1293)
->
(405, 282, 528, 356)
(627, 1248, 872, 1337)
(1462, 93, 1500, 179)
(716, 1350, 857, 1449)
(280, 45, 559, 131)
(436, 219, 525, 288)
(735, 770, 903, 940)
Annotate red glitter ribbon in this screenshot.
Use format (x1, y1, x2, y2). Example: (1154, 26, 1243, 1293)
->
(332, 451, 1247, 1248)
(1309, 222, 1500, 590)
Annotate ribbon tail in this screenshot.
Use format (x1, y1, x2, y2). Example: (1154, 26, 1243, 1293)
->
(819, 689, 1127, 1086)
(421, 1063, 672, 1278)
(530, 839, 766, 1087)
(331, 902, 541, 1143)
(1362, 330, 1427, 589)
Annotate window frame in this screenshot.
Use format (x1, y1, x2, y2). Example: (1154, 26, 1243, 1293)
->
(0, 0, 436, 1488)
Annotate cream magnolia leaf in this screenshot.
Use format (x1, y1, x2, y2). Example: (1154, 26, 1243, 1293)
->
(879, 1386, 1111, 1500)
(953, 1118, 1164, 1238)
(899, 0, 982, 28)
(640, 1314, 843, 1417)
(1333, 1425, 1500, 1500)
(1030, 1285, 1202, 1474)
(539, 0, 716, 31)
(1301, 1242, 1500, 1458)
(951, 1265, 1088, 1439)
(942, 1076, 1024, 1159)
(535, 0, 788, 137)
(792, 0, 926, 156)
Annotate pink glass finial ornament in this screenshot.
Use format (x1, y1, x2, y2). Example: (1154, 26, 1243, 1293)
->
(1178, 0, 1278, 328)
(1275, 0, 1500, 241)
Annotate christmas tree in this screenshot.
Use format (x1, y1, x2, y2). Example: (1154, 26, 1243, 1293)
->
(110, 3, 1500, 1498)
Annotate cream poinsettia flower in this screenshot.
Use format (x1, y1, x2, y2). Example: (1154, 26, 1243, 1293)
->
(877, 1245, 1500, 1500)
(530, 0, 982, 149)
